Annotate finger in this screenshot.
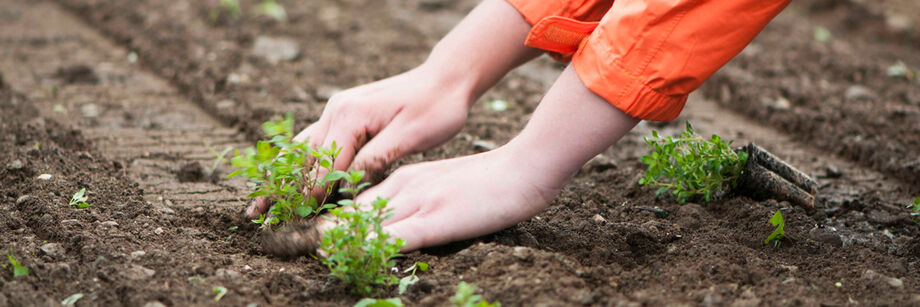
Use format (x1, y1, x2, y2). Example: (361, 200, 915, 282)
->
(293, 117, 330, 148)
(350, 123, 415, 184)
(309, 120, 367, 197)
(353, 184, 411, 226)
(245, 196, 272, 219)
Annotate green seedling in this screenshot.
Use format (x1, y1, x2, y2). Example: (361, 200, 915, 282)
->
(764, 210, 785, 248)
(212, 286, 228, 302)
(6, 247, 29, 277)
(61, 293, 84, 306)
(254, 0, 287, 22)
(398, 262, 429, 295)
(354, 298, 404, 307)
(908, 197, 920, 225)
(188, 276, 206, 284)
(639, 122, 748, 203)
(450, 282, 500, 307)
(70, 188, 92, 209)
(229, 113, 342, 228)
(206, 142, 234, 176)
(209, 0, 241, 22)
(320, 170, 404, 297)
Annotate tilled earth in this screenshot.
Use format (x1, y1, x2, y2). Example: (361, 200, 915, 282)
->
(1, 0, 919, 306)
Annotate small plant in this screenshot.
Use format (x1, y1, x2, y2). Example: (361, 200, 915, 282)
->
(398, 262, 429, 295)
(908, 197, 920, 225)
(69, 188, 92, 209)
(253, 0, 287, 22)
(639, 122, 748, 203)
(5, 247, 29, 278)
(229, 113, 341, 228)
(764, 210, 785, 248)
(320, 170, 404, 297)
(354, 298, 404, 307)
(212, 286, 228, 301)
(450, 282, 500, 307)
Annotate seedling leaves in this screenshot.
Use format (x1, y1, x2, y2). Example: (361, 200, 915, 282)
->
(61, 293, 84, 306)
(212, 286, 228, 302)
(7, 247, 29, 278)
(70, 188, 92, 209)
(354, 298, 404, 307)
(764, 210, 785, 248)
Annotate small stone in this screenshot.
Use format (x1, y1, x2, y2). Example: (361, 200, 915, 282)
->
(845, 85, 877, 102)
(472, 140, 497, 152)
(125, 264, 156, 280)
(154, 227, 165, 235)
(216, 99, 235, 109)
(887, 277, 904, 288)
(251, 36, 301, 65)
(216, 268, 242, 279)
(40, 243, 65, 258)
(315, 85, 342, 101)
(512, 246, 533, 261)
(142, 302, 166, 307)
(158, 208, 176, 215)
(130, 250, 146, 259)
(592, 214, 607, 224)
(81, 103, 100, 118)
(37, 173, 53, 180)
(488, 99, 508, 112)
(61, 219, 81, 226)
(7, 159, 23, 170)
(863, 269, 904, 288)
(886, 14, 914, 33)
(768, 97, 791, 111)
(244, 265, 252, 271)
(824, 165, 842, 178)
(100, 221, 119, 227)
(15, 194, 32, 205)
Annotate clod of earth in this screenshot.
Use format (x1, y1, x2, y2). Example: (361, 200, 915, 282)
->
(734, 143, 817, 209)
(260, 220, 323, 258)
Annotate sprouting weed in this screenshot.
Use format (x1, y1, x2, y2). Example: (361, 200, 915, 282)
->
(70, 188, 92, 209)
(639, 122, 748, 203)
(450, 282, 500, 307)
(764, 210, 785, 248)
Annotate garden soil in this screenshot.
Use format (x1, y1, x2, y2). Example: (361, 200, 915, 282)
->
(2, 0, 919, 306)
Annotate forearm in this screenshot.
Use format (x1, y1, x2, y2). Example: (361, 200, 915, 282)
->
(506, 66, 641, 190)
(420, 0, 541, 105)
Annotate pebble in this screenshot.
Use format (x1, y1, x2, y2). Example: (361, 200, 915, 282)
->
(886, 14, 914, 33)
(592, 214, 607, 224)
(130, 251, 146, 259)
(15, 194, 32, 205)
(81, 103, 100, 118)
(125, 264, 156, 280)
(158, 208, 176, 215)
(251, 36, 301, 65)
(767, 96, 791, 111)
(863, 269, 904, 288)
(100, 221, 119, 227)
(314, 85, 342, 101)
(216, 268, 242, 279)
(472, 140, 497, 152)
(37, 173, 53, 180)
(7, 159, 23, 170)
(40, 243, 65, 258)
(61, 219, 81, 226)
(512, 246, 533, 261)
(844, 85, 877, 101)
(154, 227, 165, 235)
(216, 99, 235, 109)
(142, 302, 166, 307)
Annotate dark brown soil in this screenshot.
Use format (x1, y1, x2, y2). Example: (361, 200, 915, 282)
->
(3, 0, 920, 306)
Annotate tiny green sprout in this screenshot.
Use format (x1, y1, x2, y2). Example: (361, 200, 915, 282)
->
(254, 0, 287, 22)
(639, 122, 748, 203)
(206, 142, 234, 176)
(320, 170, 404, 297)
(398, 262, 430, 295)
(7, 247, 29, 278)
(212, 286, 228, 302)
(61, 293, 84, 306)
(764, 210, 785, 248)
(354, 298, 404, 307)
(228, 226, 239, 231)
(450, 282, 500, 307)
(70, 188, 92, 209)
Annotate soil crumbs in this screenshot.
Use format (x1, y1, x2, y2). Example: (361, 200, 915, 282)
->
(3, 0, 920, 306)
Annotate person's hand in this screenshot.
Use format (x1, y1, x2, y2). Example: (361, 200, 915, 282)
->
(245, 0, 540, 219)
(308, 65, 640, 252)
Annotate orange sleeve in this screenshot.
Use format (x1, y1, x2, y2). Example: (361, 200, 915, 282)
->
(508, 0, 791, 121)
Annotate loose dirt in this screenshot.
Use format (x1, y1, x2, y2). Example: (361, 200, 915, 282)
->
(2, 0, 919, 306)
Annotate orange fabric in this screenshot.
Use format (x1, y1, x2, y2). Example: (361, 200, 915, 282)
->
(506, 0, 791, 121)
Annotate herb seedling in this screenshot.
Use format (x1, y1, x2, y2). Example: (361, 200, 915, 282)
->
(764, 210, 785, 248)
(6, 247, 29, 277)
(320, 170, 404, 297)
(398, 262, 429, 295)
(450, 282, 500, 307)
(212, 286, 228, 302)
(908, 197, 920, 225)
(254, 0, 287, 22)
(354, 298, 404, 307)
(229, 113, 341, 228)
(639, 122, 748, 203)
(70, 188, 92, 209)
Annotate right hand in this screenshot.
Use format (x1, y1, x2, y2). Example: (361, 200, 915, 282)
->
(245, 67, 474, 219)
